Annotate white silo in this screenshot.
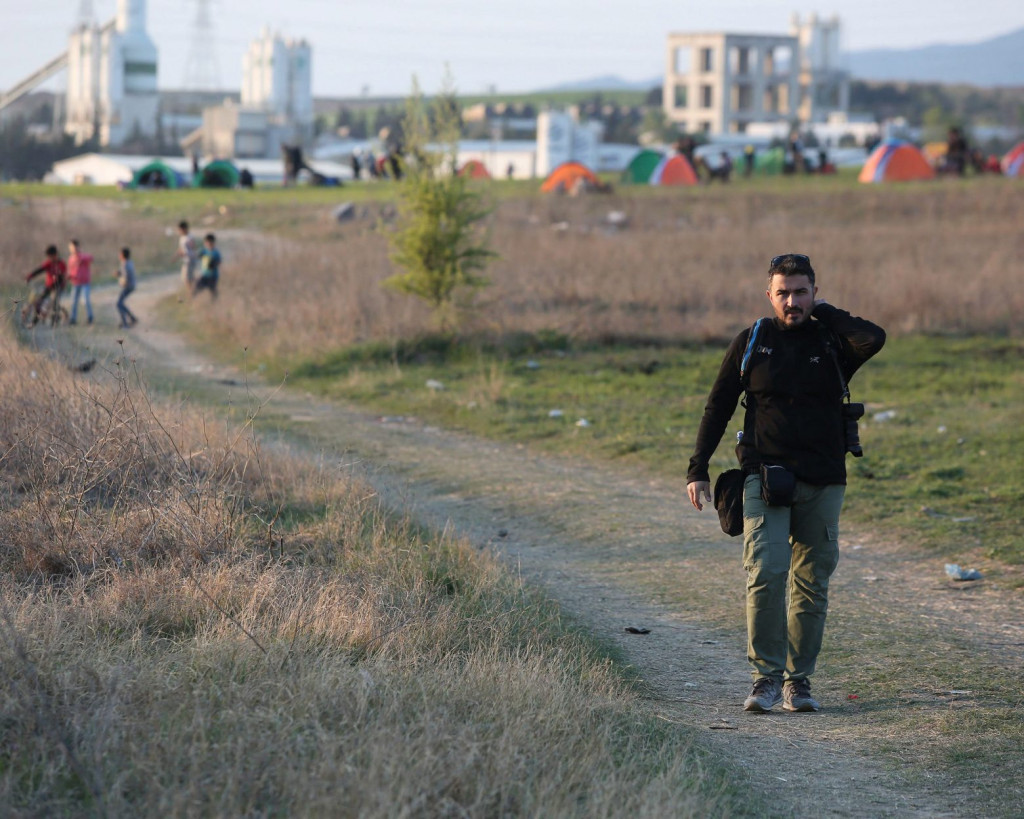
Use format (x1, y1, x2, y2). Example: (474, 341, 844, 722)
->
(242, 28, 313, 140)
(99, 0, 159, 144)
(66, 21, 103, 144)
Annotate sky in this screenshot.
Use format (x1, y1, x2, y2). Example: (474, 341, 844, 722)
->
(2, 0, 1023, 98)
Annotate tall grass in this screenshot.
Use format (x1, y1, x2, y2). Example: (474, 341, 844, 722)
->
(0, 327, 726, 816)
(179, 180, 1024, 371)
(1, 197, 171, 293)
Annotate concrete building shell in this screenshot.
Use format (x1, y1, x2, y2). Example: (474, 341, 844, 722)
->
(663, 15, 849, 136)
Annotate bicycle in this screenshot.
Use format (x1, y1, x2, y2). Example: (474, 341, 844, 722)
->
(20, 285, 70, 328)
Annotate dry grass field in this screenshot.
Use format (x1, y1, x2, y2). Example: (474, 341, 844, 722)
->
(0, 324, 729, 815)
(3, 177, 1023, 815)
(183, 178, 1024, 366)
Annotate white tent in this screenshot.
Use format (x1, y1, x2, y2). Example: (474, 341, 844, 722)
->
(48, 153, 353, 186)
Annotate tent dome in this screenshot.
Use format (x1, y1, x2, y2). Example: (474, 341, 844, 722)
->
(649, 154, 698, 186)
(622, 149, 664, 184)
(1002, 141, 1024, 178)
(194, 159, 240, 188)
(858, 140, 935, 183)
(457, 159, 491, 179)
(541, 161, 599, 193)
(131, 159, 184, 189)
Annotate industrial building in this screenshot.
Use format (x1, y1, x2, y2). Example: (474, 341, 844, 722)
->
(179, 28, 313, 160)
(0, 0, 313, 165)
(65, 0, 159, 145)
(663, 13, 850, 135)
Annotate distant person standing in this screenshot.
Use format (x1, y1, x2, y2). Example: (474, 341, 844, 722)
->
(744, 145, 756, 178)
(115, 247, 138, 329)
(175, 220, 198, 288)
(193, 233, 221, 299)
(946, 127, 968, 176)
(67, 239, 94, 325)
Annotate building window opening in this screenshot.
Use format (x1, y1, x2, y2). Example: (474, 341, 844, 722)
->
(729, 46, 751, 75)
(674, 46, 692, 75)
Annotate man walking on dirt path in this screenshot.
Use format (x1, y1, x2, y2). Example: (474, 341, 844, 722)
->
(686, 253, 886, 714)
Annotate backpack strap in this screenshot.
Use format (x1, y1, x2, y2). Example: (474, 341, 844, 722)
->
(739, 318, 765, 382)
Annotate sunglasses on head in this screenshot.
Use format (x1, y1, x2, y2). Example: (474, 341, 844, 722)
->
(770, 253, 810, 268)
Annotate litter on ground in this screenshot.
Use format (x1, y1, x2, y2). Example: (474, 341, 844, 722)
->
(945, 563, 983, 581)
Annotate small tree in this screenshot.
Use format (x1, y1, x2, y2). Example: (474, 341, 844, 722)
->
(384, 73, 496, 329)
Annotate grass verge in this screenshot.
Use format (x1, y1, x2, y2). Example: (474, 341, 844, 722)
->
(0, 325, 734, 817)
(260, 332, 1024, 567)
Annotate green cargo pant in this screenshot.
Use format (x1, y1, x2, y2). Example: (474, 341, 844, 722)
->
(742, 473, 845, 682)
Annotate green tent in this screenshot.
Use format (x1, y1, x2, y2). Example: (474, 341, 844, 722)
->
(754, 147, 786, 175)
(622, 148, 664, 184)
(131, 159, 183, 189)
(193, 159, 240, 188)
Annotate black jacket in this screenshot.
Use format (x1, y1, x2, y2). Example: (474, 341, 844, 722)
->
(687, 303, 886, 486)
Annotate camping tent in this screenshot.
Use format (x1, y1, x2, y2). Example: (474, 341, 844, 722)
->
(858, 140, 935, 183)
(622, 149, 663, 184)
(457, 159, 491, 179)
(754, 147, 785, 175)
(130, 159, 183, 189)
(194, 159, 240, 188)
(1002, 141, 1024, 178)
(540, 161, 599, 193)
(649, 153, 698, 186)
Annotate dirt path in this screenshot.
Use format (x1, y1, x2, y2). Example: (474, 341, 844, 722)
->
(24, 271, 1022, 818)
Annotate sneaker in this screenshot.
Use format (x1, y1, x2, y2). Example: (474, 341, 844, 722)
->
(744, 677, 782, 712)
(783, 678, 820, 712)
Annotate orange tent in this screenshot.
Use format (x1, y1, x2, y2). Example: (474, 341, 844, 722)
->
(649, 153, 699, 186)
(457, 159, 491, 179)
(540, 161, 599, 193)
(858, 140, 935, 183)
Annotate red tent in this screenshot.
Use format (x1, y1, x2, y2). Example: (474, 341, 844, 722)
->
(457, 159, 491, 179)
(858, 140, 935, 183)
(1002, 141, 1024, 178)
(649, 154, 699, 186)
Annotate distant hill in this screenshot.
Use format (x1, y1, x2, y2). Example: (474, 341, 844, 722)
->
(542, 75, 660, 93)
(846, 27, 1024, 87)
(544, 28, 1024, 93)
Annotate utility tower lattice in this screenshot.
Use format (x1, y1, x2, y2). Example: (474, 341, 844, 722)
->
(183, 0, 221, 91)
(76, 0, 95, 25)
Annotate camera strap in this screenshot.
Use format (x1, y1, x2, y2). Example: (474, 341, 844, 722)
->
(819, 326, 851, 402)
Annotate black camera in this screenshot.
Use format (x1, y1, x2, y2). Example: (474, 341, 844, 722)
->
(842, 402, 865, 457)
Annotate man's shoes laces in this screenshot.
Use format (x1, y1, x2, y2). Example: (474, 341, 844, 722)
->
(743, 677, 782, 712)
(782, 678, 820, 712)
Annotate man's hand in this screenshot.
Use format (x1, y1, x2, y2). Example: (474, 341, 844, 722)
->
(687, 481, 711, 511)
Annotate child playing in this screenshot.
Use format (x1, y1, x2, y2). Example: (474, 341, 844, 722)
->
(193, 233, 221, 298)
(25, 245, 67, 325)
(67, 238, 94, 325)
(115, 247, 138, 329)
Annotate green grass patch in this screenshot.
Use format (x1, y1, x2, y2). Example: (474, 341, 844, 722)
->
(273, 332, 1024, 565)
